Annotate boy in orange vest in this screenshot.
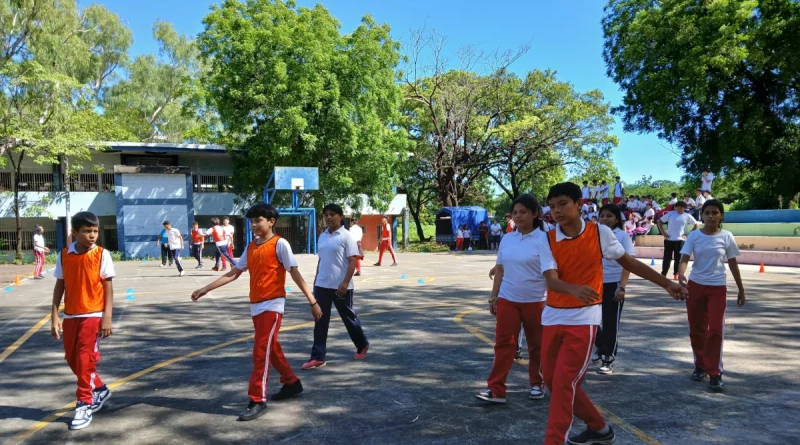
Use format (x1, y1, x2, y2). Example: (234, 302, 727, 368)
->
(191, 203, 322, 421)
(537, 183, 686, 445)
(50, 211, 116, 430)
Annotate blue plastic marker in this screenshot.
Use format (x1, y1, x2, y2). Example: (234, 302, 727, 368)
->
(285, 286, 292, 292)
(4, 286, 12, 292)
(126, 288, 135, 293)
(125, 295, 135, 301)
(650, 258, 656, 266)
(417, 279, 425, 284)
(401, 274, 408, 279)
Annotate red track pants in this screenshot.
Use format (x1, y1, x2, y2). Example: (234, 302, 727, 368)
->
(487, 299, 544, 397)
(62, 317, 104, 404)
(541, 324, 606, 445)
(249, 311, 298, 403)
(378, 239, 396, 264)
(686, 281, 727, 377)
(33, 250, 45, 276)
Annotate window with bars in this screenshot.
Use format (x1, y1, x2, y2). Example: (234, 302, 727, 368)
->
(101, 173, 115, 192)
(0, 172, 11, 191)
(64, 173, 100, 192)
(16, 173, 55, 192)
(192, 174, 233, 193)
(0, 229, 58, 251)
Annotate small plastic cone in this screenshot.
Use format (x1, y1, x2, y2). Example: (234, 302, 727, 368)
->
(650, 258, 656, 266)
(759, 263, 765, 273)
(14, 275, 21, 285)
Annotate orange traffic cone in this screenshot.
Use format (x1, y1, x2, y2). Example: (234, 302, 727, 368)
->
(759, 263, 765, 273)
(14, 275, 21, 285)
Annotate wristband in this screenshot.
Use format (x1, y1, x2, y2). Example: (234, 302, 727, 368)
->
(616, 285, 625, 292)
(310, 301, 318, 307)
(488, 297, 498, 303)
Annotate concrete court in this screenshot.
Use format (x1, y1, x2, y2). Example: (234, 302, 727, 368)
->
(0, 251, 798, 445)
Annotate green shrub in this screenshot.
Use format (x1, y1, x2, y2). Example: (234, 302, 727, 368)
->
(45, 253, 59, 264)
(402, 241, 451, 253)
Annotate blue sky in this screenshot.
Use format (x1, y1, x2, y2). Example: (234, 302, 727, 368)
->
(93, 0, 685, 183)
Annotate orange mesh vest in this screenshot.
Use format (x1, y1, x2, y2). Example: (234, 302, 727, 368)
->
(382, 224, 390, 239)
(62, 246, 106, 315)
(247, 236, 287, 304)
(546, 222, 604, 309)
(191, 228, 204, 243)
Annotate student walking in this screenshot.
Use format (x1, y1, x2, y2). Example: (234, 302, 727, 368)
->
(303, 204, 369, 370)
(192, 203, 322, 421)
(221, 217, 235, 270)
(537, 182, 686, 445)
(374, 216, 398, 266)
(349, 217, 364, 276)
(50, 212, 116, 431)
(678, 199, 745, 391)
(594, 205, 636, 375)
(190, 221, 205, 268)
(477, 194, 548, 405)
(33, 225, 50, 279)
(455, 225, 464, 252)
(156, 224, 173, 267)
(612, 177, 625, 205)
(207, 218, 236, 271)
(462, 225, 472, 251)
(657, 201, 699, 279)
(162, 221, 185, 277)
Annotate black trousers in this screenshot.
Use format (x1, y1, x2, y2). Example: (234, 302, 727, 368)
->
(595, 282, 624, 361)
(190, 243, 203, 266)
(310, 286, 369, 361)
(160, 244, 174, 265)
(662, 239, 684, 275)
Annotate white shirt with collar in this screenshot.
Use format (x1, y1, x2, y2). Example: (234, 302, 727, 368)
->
(592, 185, 601, 199)
(349, 224, 363, 242)
(54, 242, 116, 319)
(316, 226, 359, 290)
(581, 187, 591, 200)
(536, 221, 626, 326)
(614, 182, 624, 198)
(600, 184, 610, 199)
(490, 223, 502, 236)
(165, 227, 183, 250)
(496, 228, 548, 303)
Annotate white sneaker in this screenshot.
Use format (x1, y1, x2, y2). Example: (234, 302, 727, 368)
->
(598, 361, 614, 375)
(90, 386, 111, 413)
(69, 402, 92, 430)
(475, 389, 506, 404)
(529, 385, 545, 400)
(179, 270, 185, 277)
(159, 264, 165, 268)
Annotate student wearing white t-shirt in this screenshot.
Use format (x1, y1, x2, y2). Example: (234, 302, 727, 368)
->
(701, 170, 715, 192)
(206, 218, 237, 271)
(303, 204, 369, 369)
(657, 201, 699, 279)
(455, 226, 464, 252)
(678, 199, 745, 392)
(161, 221, 186, 277)
(477, 195, 549, 404)
(32, 225, 50, 279)
(462, 226, 472, 251)
(349, 217, 364, 276)
(599, 180, 610, 205)
(591, 179, 600, 201)
(489, 219, 503, 250)
(581, 181, 591, 204)
(221, 217, 235, 270)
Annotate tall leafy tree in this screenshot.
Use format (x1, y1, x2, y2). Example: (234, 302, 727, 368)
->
(603, 0, 800, 207)
(197, 0, 405, 206)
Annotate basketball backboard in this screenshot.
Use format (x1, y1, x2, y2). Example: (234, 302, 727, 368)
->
(274, 167, 319, 191)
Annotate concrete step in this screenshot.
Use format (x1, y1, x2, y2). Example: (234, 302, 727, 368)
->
(635, 235, 800, 252)
(634, 246, 800, 267)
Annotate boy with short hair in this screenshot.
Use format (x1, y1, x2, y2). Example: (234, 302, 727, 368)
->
(581, 181, 591, 204)
(192, 203, 322, 421)
(537, 182, 686, 445)
(162, 221, 185, 277)
(207, 217, 236, 271)
(50, 211, 116, 430)
(221, 217, 236, 270)
(613, 177, 625, 205)
(600, 180, 610, 206)
(657, 201, 699, 280)
(190, 221, 206, 269)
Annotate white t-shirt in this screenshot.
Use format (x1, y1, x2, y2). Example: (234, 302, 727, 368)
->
(490, 223, 502, 236)
(496, 229, 547, 303)
(684, 198, 696, 208)
(600, 184, 610, 199)
(349, 224, 363, 242)
(592, 185, 601, 199)
(660, 211, 698, 241)
(165, 228, 183, 250)
(603, 227, 636, 283)
(680, 229, 740, 286)
(537, 221, 626, 326)
(669, 197, 678, 205)
(701, 173, 715, 192)
(223, 224, 235, 243)
(613, 182, 624, 198)
(695, 195, 706, 207)
(456, 229, 464, 239)
(316, 226, 359, 290)
(463, 229, 471, 239)
(644, 208, 655, 220)
(581, 187, 591, 200)
(33, 234, 46, 252)
(54, 243, 116, 319)
(236, 237, 297, 316)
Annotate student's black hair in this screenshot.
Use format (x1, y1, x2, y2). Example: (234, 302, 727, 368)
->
(322, 203, 344, 217)
(245, 202, 280, 220)
(34, 225, 43, 235)
(599, 204, 624, 230)
(701, 199, 725, 228)
(601, 180, 607, 184)
(192, 221, 199, 225)
(72, 211, 99, 231)
(162, 220, 171, 226)
(583, 180, 589, 185)
(546, 182, 582, 203)
(674, 200, 687, 208)
(511, 193, 545, 231)
(671, 192, 677, 198)
(211, 217, 220, 226)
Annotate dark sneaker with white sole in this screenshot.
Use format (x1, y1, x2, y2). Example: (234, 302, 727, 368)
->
(691, 367, 707, 381)
(515, 347, 523, 360)
(271, 379, 303, 401)
(529, 385, 545, 400)
(597, 361, 613, 375)
(238, 401, 268, 421)
(567, 426, 615, 444)
(475, 389, 506, 404)
(710, 375, 724, 391)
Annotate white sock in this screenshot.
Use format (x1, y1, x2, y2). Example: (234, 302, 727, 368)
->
(596, 425, 610, 435)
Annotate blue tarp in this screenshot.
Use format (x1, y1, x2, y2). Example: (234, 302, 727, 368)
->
(435, 206, 489, 243)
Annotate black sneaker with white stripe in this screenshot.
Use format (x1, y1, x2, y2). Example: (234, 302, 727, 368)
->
(567, 426, 615, 444)
(710, 375, 724, 391)
(691, 367, 706, 381)
(475, 389, 506, 404)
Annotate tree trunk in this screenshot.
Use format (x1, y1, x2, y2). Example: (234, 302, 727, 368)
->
(408, 203, 428, 242)
(7, 150, 24, 264)
(64, 157, 72, 246)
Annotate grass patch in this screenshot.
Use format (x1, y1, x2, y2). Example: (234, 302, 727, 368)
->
(401, 241, 451, 253)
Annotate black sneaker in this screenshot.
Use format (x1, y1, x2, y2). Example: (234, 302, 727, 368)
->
(354, 271, 361, 276)
(237, 401, 268, 421)
(597, 360, 613, 375)
(691, 367, 707, 381)
(515, 347, 523, 360)
(592, 348, 601, 363)
(710, 375, 724, 392)
(271, 379, 303, 401)
(567, 426, 615, 444)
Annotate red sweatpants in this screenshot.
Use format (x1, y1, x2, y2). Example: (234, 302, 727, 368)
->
(62, 317, 104, 404)
(686, 281, 727, 377)
(487, 299, 544, 397)
(34, 250, 45, 276)
(456, 238, 463, 251)
(541, 324, 606, 445)
(356, 257, 362, 273)
(249, 311, 298, 403)
(378, 239, 396, 264)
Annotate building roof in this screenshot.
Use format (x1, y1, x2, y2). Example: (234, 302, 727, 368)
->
(96, 142, 228, 154)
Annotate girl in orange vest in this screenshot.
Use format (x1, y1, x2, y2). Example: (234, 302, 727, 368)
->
(192, 203, 322, 421)
(537, 182, 686, 445)
(374, 216, 397, 266)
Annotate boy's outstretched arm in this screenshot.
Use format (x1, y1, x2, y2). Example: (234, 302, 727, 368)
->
(288, 267, 322, 320)
(192, 268, 243, 301)
(616, 254, 687, 300)
(51, 279, 65, 339)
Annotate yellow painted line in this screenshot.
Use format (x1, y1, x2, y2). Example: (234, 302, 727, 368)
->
(0, 305, 63, 365)
(453, 308, 663, 445)
(7, 302, 462, 444)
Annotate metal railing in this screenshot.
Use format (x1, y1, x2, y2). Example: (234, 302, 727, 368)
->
(16, 173, 55, 192)
(64, 173, 100, 192)
(192, 174, 233, 193)
(101, 173, 115, 192)
(0, 172, 11, 191)
(0, 229, 58, 251)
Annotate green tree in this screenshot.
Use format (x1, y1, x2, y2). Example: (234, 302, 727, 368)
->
(397, 151, 437, 242)
(603, 0, 800, 208)
(626, 176, 681, 207)
(566, 153, 620, 185)
(198, 0, 405, 206)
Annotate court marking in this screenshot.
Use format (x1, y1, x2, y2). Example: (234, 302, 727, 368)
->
(0, 305, 63, 365)
(453, 307, 663, 445)
(6, 301, 464, 445)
